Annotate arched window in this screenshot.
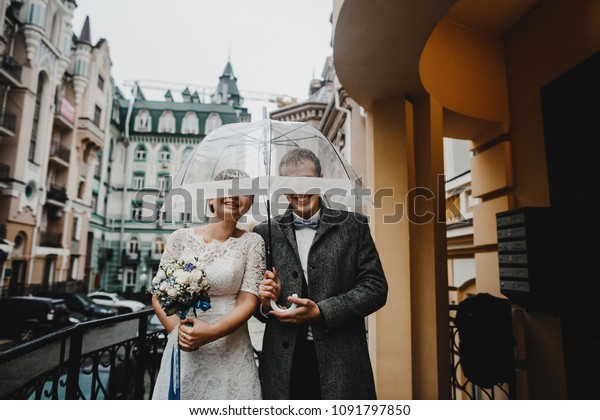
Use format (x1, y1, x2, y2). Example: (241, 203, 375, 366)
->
(205, 112, 222, 134)
(128, 237, 139, 254)
(158, 146, 171, 162)
(153, 237, 165, 255)
(158, 110, 175, 133)
(134, 109, 151, 132)
(181, 112, 199, 134)
(134, 145, 147, 161)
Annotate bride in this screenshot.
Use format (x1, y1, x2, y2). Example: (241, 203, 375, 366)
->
(151, 169, 264, 400)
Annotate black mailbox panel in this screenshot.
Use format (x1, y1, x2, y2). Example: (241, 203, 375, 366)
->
(496, 207, 558, 312)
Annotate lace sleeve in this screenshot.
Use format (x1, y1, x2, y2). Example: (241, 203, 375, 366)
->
(240, 233, 266, 296)
(159, 229, 186, 266)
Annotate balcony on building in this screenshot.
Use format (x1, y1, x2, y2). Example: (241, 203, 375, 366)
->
(99, 248, 113, 261)
(0, 53, 23, 87)
(46, 184, 68, 206)
(122, 249, 141, 263)
(49, 141, 71, 168)
(0, 163, 9, 180)
(54, 98, 75, 131)
(0, 110, 16, 137)
(39, 231, 62, 248)
(71, 239, 80, 254)
(77, 118, 104, 149)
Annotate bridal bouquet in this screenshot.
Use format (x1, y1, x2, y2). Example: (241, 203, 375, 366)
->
(151, 256, 211, 319)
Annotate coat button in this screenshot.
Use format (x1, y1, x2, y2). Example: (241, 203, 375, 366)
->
(282, 341, 289, 349)
(292, 271, 298, 278)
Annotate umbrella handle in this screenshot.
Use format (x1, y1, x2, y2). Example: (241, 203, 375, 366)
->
(269, 294, 298, 312)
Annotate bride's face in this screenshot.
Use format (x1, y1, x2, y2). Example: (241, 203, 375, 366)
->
(210, 195, 252, 221)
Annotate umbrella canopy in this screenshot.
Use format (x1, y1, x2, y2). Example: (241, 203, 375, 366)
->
(164, 118, 371, 313)
(166, 118, 370, 221)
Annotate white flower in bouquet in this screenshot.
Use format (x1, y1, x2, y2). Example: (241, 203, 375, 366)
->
(150, 256, 211, 317)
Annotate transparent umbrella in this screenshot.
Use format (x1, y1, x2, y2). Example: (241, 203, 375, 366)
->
(165, 117, 371, 309)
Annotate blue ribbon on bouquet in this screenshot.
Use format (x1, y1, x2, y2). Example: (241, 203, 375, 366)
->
(168, 299, 211, 400)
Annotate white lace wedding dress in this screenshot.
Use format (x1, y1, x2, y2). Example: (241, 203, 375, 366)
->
(151, 228, 264, 400)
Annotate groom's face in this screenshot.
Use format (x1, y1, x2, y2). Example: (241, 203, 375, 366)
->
(281, 159, 321, 219)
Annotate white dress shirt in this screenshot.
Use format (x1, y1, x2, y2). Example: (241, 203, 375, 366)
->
(292, 210, 320, 340)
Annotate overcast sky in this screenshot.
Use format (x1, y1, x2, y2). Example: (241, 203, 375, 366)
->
(71, 0, 333, 118)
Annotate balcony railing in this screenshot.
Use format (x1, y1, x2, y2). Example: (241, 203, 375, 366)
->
(39, 231, 62, 248)
(99, 248, 114, 261)
(0, 53, 22, 83)
(0, 163, 9, 180)
(47, 184, 68, 203)
(0, 309, 165, 400)
(122, 250, 141, 263)
(50, 142, 71, 163)
(0, 110, 17, 134)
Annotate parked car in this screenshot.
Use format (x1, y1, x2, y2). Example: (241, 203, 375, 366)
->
(35, 292, 119, 319)
(0, 296, 71, 342)
(87, 291, 146, 314)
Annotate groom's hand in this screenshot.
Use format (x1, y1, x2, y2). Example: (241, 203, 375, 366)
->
(259, 267, 281, 309)
(270, 296, 322, 324)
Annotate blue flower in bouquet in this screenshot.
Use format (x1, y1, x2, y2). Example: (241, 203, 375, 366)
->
(151, 256, 211, 317)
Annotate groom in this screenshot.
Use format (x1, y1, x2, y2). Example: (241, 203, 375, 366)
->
(253, 148, 388, 400)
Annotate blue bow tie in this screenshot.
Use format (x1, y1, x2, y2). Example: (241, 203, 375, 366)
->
(292, 216, 320, 230)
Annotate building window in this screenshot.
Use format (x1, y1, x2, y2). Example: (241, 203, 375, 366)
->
(128, 237, 139, 254)
(29, 73, 45, 162)
(205, 112, 222, 134)
(112, 100, 120, 123)
(91, 192, 98, 214)
(97, 75, 104, 91)
(153, 237, 165, 255)
(134, 145, 146, 161)
(134, 109, 151, 132)
(125, 269, 136, 287)
(182, 111, 199, 134)
(133, 173, 145, 190)
(158, 110, 176, 133)
(157, 174, 170, 192)
(72, 215, 81, 241)
(94, 153, 102, 178)
(131, 205, 143, 221)
(159, 146, 171, 162)
(78, 181, 86, 199)
(93, 105, 102, 126)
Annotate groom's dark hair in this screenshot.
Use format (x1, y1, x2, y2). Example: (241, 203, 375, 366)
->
(279, 148, 322, 177)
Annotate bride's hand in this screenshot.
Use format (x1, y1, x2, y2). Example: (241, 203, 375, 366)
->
(178, 317, 215, 352)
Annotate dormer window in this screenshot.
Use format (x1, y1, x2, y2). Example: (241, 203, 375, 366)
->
(134, 109, 151, 132)
(134, 145, 147, 161)
(158, 110, 176, 134)
(182, 112, 199, 135)
(205, 113, 222, 134)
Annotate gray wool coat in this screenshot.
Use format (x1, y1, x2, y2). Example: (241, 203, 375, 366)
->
(253, 205, 388, 400)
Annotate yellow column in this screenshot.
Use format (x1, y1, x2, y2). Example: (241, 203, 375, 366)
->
(410, 95, 450, 399)
(368, 97, 414, 399)
(367, 95, 450, 399)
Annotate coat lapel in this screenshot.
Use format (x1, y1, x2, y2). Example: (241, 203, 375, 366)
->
(277, 209, 301, 262)
(312, 205, 340, 247)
